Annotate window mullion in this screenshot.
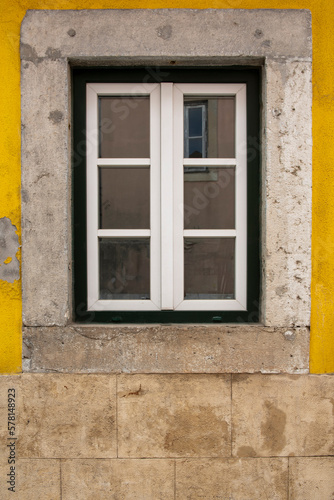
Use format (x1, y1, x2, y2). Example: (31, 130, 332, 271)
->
(150, 85, 161, 309)
(160, 82, 174, 310)
(173, 85, 185, 309)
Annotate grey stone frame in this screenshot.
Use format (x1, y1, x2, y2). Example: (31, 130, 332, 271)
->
(21, 9, 312, 373)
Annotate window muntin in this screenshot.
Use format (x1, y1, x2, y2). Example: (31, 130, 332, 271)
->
(86, 81, 247, 312)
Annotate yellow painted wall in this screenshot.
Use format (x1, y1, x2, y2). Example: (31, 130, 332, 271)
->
(0, 0, 333, 374)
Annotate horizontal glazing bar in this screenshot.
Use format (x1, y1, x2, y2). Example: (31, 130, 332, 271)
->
(97, 159, 151, 166)
(98, 229, 151, 237)
(183, 158, 236, 166)
(183, 229, 236, 237)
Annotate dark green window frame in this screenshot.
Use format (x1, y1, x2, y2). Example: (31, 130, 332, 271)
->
(72, 67, 261, 323)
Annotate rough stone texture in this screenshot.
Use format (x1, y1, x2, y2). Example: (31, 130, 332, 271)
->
(232, 374, 334, 457)
(289, 457, 334, 500)
(0, 217, 20, 283)
(21, 9, 311, 61)
(17, 374, 117, 458)
(23, 325, 309, 374)
(62, 459, 174, 499)
(263, 61, 312, 327)
(117, 374, 231, 458)
(21, 59, 70, 326)
(176, 458, 288, 499)
(0, 376, 21, 460)
(21, 9, 312, 331)
(0, 459, 61, 499)
(0, 374, 333, 497)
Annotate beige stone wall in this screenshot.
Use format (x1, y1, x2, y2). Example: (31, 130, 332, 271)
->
(1, 373, 333, 499)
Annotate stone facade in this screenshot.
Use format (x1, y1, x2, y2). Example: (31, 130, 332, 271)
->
(1, 373, 333, 499)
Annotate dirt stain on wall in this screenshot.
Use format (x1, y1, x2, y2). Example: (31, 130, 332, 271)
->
(261, 400, 287, 453)
(163, 405, 229, 456)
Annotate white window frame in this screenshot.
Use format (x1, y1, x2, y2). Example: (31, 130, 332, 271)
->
(86, 82, 247, 312)
(173, 83, 247, 311)
(86, 83, 161, 311)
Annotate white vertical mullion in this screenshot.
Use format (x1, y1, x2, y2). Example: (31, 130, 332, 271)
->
(173, 85, 184, 309)
(235, 84, 247, 308)
(150, 85, 161, 309)
(86, 84, 99, 309)
(160, 83, 174, 310)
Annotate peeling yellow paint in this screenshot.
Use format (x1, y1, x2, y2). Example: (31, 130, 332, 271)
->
(3, 257, 12, 265)
(0, 0, 333, 373)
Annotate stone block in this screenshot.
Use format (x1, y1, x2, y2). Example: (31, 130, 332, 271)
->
(21, 58, 70, 327)
(118, 374, 231, 458)
(0, 376, 21, 461)
(232, 374, 334, 457)
(289, 457, 334, 499)
(23, 325, 309, 374)
(62, 459, 174, 500)
(21, 9, 311, 61)
(176, 458, 288, 499)
(17, 374, 116, 458)
(0, 459, 61, 499)
(264, 60, 312, 327)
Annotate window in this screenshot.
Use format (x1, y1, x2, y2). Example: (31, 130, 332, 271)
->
(21, 9, 311, 332)
(73, 68, 260, 323)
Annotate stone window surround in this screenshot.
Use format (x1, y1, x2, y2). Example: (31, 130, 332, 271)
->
(21, 9, 312, 373)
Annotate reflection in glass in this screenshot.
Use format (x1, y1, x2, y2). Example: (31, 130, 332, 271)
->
(99, 168, 150, 229)
(184, 238, 235, 299)
(99, 97, 150, 158)
(184, 97, 235, 158)
(99, 239, 150, 300)
(184, 168, 235, 229)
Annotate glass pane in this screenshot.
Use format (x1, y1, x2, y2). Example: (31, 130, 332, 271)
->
(188, 107, 203, 136)
(184, 238, 235, 299)
(99, 239, 150, 300)
(99, 168, 150, 229)
(184, 97, 235, 158)
(184, 168, 235, 229)
(99, 97, 150, 158)
(188, 138, 203, 158)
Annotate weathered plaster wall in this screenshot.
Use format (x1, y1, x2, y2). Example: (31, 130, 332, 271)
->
(0, 0, 333, 373)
